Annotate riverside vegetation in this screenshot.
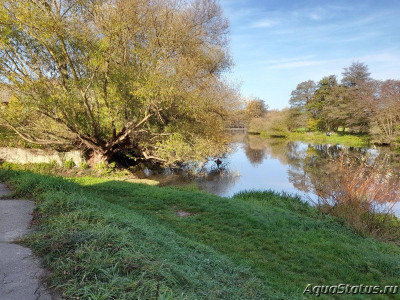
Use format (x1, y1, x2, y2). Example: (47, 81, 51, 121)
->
(1, 0, 400, 298)
(244, 62, 400, 148)
(1, 162, 400, 299)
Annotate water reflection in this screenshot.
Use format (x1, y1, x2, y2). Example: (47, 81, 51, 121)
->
(243, 144, 265, 166)
(137, 134, 400, 209)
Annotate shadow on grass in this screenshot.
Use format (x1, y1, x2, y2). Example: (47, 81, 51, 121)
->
(1, 168, 400, 299)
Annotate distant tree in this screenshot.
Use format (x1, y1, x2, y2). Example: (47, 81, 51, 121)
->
(229, 108, 246, 128)
(248, 117, 267, 134)
(289, 62, 399, 136)
(370, 80, 400, 144)
(344, 80, 376, 132)
(244, 98, 268, 121)
(289, 80, 317, 108)
(287, 108, 307, 131)
(339, 63, 374, 132)
(261, 109, 291, 137)
(289, 80, 317, 130)
(318, 80, 375, 133)
(319, 85, 348, 131)
(306, 75, 337, 130)
(341, 62, 371, 87)
(0, 0, 239, 164)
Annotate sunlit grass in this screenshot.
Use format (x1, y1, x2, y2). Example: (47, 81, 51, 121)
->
(260, 131, 370, 147)
(1, 166, 399, 299)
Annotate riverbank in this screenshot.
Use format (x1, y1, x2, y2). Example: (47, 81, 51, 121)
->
(1, 166, 400, 299)
(259, 131, 370, 147)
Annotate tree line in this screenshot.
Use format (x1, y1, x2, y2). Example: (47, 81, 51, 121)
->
(289, 62, 400, 144)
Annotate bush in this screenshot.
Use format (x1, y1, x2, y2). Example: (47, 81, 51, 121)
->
(64, 160, 75, 169)
(95, 161, 116, 175)
(309, 155, 400, 242)
(248, 117, 267, 134)
(248, 109, 291, 137)
(78, 162, 90, 170)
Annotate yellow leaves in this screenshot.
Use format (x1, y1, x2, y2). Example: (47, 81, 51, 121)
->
(1, 94, 25, 123)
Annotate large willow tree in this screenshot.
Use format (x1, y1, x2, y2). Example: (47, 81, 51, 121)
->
(0, 0, 239, 164)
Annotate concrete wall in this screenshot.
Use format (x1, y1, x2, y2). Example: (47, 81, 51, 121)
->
(0, 147, 84, 166)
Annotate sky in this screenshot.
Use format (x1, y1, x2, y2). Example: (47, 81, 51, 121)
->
(219, 0, 400, 109)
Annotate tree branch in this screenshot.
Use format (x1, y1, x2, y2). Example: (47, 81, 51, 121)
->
(4, 123, 67, 146)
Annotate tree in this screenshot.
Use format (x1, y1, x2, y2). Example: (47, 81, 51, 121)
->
(341, 61, 371, 87)
(244, 98, 268, 120)
(289, 80, 316, 109)
(0, 0, 239, 164)
(289, 80, 316, 130)
(339, 63, 374, 132)
(319, 85, 349, 131)
(343, 80, 376, 132)
(370, 80, 400, 144)
(306, 75, 337, 130)
(316, 77, 374, 133)
(261, 109, 291, 137)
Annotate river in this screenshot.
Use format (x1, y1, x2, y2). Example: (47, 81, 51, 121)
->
(137, 132, 400, 214)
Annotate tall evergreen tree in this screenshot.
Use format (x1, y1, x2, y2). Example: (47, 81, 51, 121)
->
(341, 62, 371, 87)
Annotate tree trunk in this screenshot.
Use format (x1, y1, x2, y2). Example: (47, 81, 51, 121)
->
(87, 149, 113, 166)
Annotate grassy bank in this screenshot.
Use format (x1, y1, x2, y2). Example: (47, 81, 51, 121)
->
(260, 131, 370, 147)
(1, 167, 400, 299)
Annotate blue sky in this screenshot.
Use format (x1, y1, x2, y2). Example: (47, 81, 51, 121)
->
(219, 0, 400, 109)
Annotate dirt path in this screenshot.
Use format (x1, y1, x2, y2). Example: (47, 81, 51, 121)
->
(0, 183, 54, 300)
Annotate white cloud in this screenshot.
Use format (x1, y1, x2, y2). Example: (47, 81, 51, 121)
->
(251, 19, 279, 28)
(220, 0, 400, 108)
(261, 55, 315, 65)
(270, 60, 322, 69)
(308, 12, 323, 21)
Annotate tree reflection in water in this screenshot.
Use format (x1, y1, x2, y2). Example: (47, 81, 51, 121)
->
(242, 135, 400, 207)
(285, 142, 400, 212)
(133, 133, 400, 205)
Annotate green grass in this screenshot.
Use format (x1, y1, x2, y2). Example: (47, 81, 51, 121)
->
(1, 167, 400, 299)
(0, 161, 160, 185)
(260, 131, 370, 147)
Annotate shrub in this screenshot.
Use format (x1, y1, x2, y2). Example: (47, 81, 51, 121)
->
(260, 109, 291, 138)
(95, 161, 116, 175)
(309, 155, 400, 242)
(78, 162, 90, 170)
(64, 160, 75, 169)
(247, 110, 292, 137)
(248, 117, 267, 134)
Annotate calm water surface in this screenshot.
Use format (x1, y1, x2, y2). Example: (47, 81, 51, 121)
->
(139, 133, 400, 213)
